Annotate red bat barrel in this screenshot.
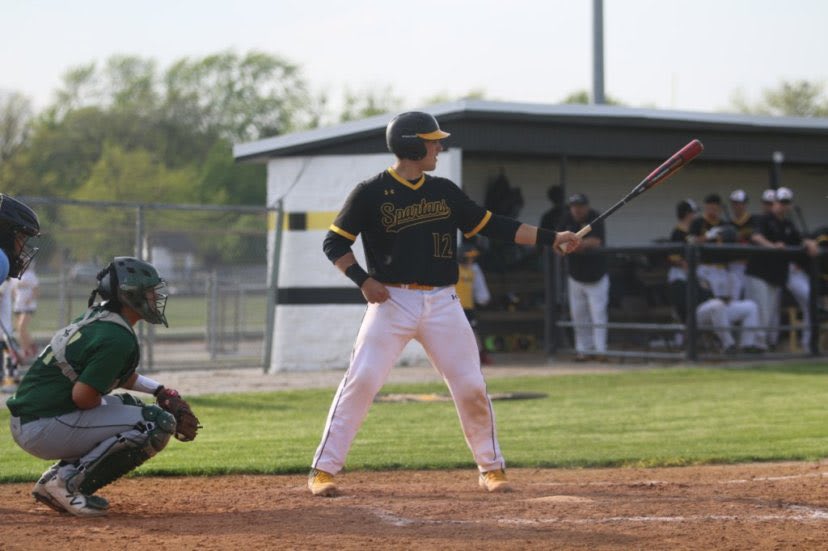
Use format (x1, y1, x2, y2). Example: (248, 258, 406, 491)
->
(641, 139, 704, 191)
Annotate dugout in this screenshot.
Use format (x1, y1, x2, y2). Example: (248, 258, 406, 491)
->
(234, 100, 828, 371)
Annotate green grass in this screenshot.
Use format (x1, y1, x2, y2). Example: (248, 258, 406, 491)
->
(2, 363, 828, 482)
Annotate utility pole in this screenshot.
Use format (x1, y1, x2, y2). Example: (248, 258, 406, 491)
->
(593, 0, 605, 104)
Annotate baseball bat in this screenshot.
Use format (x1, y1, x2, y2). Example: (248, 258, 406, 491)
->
(560, 139, 704, 252)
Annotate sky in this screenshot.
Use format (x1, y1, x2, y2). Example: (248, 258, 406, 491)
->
(2, 0, 827, 116)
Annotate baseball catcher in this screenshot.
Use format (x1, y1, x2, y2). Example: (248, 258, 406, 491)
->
(6, 257, 201, 516)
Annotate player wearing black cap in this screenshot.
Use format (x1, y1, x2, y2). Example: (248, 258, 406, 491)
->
(557, 192, 608, 361)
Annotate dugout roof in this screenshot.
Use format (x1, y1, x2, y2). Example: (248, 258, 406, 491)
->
(234, 99, 828, 165)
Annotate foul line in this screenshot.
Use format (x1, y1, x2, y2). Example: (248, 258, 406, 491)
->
(370, 503, 828, 528)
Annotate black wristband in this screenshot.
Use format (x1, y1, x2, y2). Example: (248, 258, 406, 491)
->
(345, 264, 370, 288)
(536, 228, 557, 247)
(153, 385, 165, 397)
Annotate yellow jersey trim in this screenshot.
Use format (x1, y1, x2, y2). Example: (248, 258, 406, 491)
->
(388, 167, 425, 190)
(329, 224, 357, 241)
(464, 210, 492, 238)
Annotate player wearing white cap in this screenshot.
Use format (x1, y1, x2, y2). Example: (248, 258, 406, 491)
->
(745, 188, 819, 350)
(726, 189, 757, 300)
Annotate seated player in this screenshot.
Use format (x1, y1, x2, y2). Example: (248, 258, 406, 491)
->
(6, 257, 201, 517)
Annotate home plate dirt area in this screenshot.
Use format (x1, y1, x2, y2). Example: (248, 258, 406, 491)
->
(1, 462, 827, 550)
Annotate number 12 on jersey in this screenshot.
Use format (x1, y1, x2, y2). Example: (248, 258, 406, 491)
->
(432, 233, 453, 258)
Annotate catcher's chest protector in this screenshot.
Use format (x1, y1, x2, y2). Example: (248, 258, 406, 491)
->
(49, 309, 134, 382)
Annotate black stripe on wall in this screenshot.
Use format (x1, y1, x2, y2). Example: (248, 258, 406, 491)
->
(277, 287, 365, 305)
(287, 212, 307, 230)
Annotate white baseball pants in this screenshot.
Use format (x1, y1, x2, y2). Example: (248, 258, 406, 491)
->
(728, 262, 747, 300)
(311, 286, 504, 475)
(567, 275, 609, 354)
(696, 298, 763, 349)
(787, 264, 811, 348)
(744, 275, 780, 346)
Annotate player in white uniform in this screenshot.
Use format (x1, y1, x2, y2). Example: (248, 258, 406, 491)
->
(308, 112, 581, 496)
(13, 261, 39, 360)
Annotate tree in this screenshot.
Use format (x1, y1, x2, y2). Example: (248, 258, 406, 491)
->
(338, 86, 403, 122)
(731, 80, 828, 117)
(0, 91, 33, 163)
(164, 50, 312, 141)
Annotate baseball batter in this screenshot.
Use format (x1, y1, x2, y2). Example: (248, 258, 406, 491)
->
(0, 194, 40, 392)
(308, 111, 581, 496)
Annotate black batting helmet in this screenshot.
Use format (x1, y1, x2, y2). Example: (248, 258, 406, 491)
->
(0, 194, 40, 279)
(386, 111, 450, 160)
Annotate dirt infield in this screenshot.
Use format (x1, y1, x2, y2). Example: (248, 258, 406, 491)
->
(1, 461, 827, 550)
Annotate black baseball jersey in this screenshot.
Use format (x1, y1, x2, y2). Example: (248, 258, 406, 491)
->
(745, 213, 802, 286)
(731, 212, 757, 244)
(688, 214, 722, 238)
(668, 225, 690, 264)
(326, 169, 493, 286)
(557, 209, 607, 283)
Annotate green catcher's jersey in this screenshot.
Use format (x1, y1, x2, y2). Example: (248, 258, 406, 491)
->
(6, 307, 140, 419)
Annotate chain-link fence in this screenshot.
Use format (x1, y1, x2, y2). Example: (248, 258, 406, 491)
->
(17, 197, 276, 372)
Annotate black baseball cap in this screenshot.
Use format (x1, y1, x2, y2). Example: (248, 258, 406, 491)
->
(567, 193, 589, 205)
(703, 193, 722, 204)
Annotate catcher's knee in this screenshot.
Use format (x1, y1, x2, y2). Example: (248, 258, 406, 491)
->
(141, 405, 176, 453)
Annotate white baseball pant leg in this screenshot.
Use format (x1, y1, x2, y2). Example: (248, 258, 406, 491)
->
(787, 265, 811, 348)
(311, 290, 413, 475)
(696, 299, 734, 349)
(567, 275, 609, 354)
(417, 287, 504, 473)
(728, 262, 747, 300)
(744, 275, 780, 347)
(725, 299, 763, 349)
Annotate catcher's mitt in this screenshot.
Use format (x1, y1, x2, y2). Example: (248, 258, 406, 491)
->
(155, 387, 201, 441)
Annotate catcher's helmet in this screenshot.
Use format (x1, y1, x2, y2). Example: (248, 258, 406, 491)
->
(89, 257, 169, 327)
(386, 111, 450, 160)
(0, 194, 40, 279)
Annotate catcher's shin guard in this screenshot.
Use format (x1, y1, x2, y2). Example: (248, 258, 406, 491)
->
(75, 405, 176, 495)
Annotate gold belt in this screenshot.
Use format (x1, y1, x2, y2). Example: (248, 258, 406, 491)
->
(385, 283, 437, 291)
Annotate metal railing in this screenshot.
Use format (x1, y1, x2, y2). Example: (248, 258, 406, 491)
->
(545, 242, 826, 361)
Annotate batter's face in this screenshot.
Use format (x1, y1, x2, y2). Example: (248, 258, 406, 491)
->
(421, 139, 443, 171)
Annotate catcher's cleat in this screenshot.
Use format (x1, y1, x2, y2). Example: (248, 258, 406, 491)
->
(43, 475, 109, 517)
(308, 468, 338, 497)
(32, 464, 67, 513)
(479, 469, 512, 493)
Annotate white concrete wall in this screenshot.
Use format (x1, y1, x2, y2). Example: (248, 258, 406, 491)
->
(266, 151, 462, 371)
